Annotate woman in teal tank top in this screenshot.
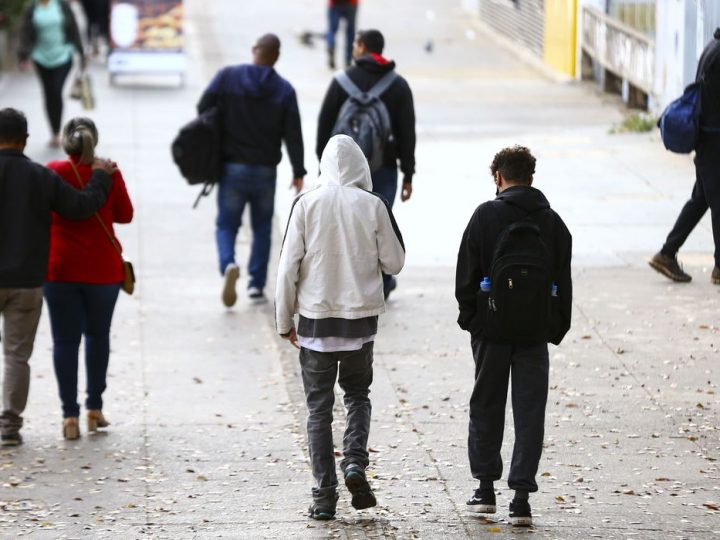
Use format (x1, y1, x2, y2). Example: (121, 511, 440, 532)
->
(18, 0, 85, 147)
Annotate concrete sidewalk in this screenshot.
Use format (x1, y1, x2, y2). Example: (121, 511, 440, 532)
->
(1, 0, 719, 538)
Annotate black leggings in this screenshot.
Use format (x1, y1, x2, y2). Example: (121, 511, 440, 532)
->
(34, 60, 73, 136)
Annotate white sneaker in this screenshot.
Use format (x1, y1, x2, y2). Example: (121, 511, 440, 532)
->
(222, 264, 240, 307)
(247, 286, 267, 304)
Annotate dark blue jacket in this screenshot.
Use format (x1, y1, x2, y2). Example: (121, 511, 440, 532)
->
(197, 64, 306, 178)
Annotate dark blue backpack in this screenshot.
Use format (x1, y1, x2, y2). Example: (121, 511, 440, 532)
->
(658, 82, 701, 154)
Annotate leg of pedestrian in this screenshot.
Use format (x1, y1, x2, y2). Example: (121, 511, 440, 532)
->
(506, 343, 549, 527)
(0, 288, 43, 447)
(300, 347, 340, 520)
(694, 138, 720, 283)
(246, 167, 276, 303)
(370, 166, 399, 297)
(466, 338, 510, 514)
(82, 283, 120, 433)
(326, 6, 341, 69)
(343, 6, 358, 67)
(338, 342, 377, 510)
(43, 282, 84, 439)
(216, 165, 248, 307)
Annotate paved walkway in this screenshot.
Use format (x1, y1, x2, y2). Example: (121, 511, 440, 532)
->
(1, 1, 719, 538)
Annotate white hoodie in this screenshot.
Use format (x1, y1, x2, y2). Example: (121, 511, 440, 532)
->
(275, 135, 406, 335)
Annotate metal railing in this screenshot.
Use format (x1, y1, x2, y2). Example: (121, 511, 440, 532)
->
(581, 6, 655, 94)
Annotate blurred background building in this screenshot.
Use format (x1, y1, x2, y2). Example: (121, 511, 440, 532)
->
(462, 0, 720, 112)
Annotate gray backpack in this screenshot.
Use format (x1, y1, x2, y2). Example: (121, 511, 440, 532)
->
(331, 70, 397, 171)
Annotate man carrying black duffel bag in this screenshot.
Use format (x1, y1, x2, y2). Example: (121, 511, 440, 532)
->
(195, 33, 306, 307)
(455, 146, 572, 527)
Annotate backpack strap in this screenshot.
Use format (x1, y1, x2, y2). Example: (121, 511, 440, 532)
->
(335, 71, 363, 99)
(367, 71, 398, 99)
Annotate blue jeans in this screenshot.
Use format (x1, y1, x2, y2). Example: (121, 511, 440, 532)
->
(216, 163, 277, 290)
(327, 5, 357, 66)
(371, 167, 398, 291)
(43, 282, 121, 418)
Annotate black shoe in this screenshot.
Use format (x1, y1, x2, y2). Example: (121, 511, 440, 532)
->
(509, 499, 532, 527)
(308, 503, 335, 521)
(383, 277, 397, 300)
(649, 252, 691, 282)
(1, 432, 22, 447)
(247, 287, 267, 304)
(466, 487, 496, 514)
(344, 465, 377, 510)
(712, 266, 720, 285)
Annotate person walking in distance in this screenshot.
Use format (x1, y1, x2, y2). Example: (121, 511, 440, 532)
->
(326, 0, 358, 69)
(44, 118, 133, 440)
(317, 29, 415, 299)
(650, 29, 720, 284)
(17, 0, 85, 147)
(197, 33, 306, 306)
(276, 135, 405, 520)
(0, 108, 115, 447)
(455, 146, 572, 526)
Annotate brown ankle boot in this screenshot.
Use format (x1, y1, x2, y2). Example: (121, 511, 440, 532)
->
(712, 266, 720, 285)
(87, 410, 110, 433)
(63, 417, 80, 440)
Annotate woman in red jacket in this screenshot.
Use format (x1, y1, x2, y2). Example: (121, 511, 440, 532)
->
(44, 117, 133, 440)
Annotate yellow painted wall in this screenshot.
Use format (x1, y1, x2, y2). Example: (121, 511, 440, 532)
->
(544, 0, 578, 77)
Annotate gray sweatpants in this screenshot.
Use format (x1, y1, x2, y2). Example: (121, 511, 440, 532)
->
(299, 342, 373, 507)
(0, 288, 43, 435)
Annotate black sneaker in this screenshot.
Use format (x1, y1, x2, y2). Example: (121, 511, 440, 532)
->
(1, 432, 22, 447)
(247, 287, 267, 304)
(649, 252, 692, 282)
(509, 499, 532, 527)
(308, 503, 335, 521)
(344, 465, 377, 510)
(466, 488, 496, 514)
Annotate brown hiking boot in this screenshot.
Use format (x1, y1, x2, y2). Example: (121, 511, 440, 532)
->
(649, 252, 692, 282)
(712, 266, 720, 285)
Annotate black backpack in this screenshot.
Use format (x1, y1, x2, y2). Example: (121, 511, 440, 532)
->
(331, 70, 397, 171)
(171, 69, 228, 206)
(483, 206, 554, 345)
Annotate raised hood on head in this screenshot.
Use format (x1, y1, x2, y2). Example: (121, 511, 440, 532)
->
(318, 135, 372, 190)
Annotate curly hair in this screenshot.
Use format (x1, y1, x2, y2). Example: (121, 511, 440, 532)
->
(490, 145, 536, 185)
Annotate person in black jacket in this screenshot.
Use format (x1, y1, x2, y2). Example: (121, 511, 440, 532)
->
(0, 108, 115, 447)
(316, 29, 416, 299)
(650, 29, 720, 285)
(455, 146, 572, 527)
(198, 33, 306, 307)
(17, 0, 85, 147)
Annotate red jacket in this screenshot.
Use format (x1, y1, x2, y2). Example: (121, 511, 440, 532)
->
(46, 157, 133, 284)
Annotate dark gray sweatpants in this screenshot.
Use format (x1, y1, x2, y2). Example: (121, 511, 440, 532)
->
(468, 336, 549, 493)
(299, 342, 373, 507)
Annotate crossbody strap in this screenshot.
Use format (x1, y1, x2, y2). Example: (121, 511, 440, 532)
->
(68, 160, 123, 259)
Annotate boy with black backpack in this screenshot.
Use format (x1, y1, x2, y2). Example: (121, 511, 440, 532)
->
(455, 146, 572, 527)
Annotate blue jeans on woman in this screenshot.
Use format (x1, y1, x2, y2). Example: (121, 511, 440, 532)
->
(43, 282, 121, 418)
(216, 163, 277, 291)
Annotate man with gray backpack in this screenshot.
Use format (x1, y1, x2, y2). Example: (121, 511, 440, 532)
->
(455, 146, 572, 527)
(316, 29, 416, 299)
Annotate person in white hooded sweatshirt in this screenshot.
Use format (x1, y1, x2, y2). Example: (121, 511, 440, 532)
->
(276, 135, 405, 520)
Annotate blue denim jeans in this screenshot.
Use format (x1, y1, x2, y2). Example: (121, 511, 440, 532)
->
(371, 166, 398, 291)
(327, 5, 357, 66)
(43, 282, 121, 418)
(216, 163, 277, 290)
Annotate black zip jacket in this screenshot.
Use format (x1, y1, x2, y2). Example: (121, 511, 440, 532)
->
(17, 0, 85, 65)
(0, 149, 111, 288)
(197, 64, 306, 178)
(316, 55, 416, 181)
(455, 186, 572, 346)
